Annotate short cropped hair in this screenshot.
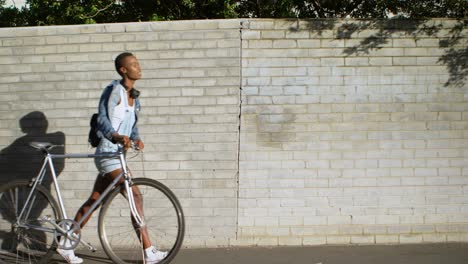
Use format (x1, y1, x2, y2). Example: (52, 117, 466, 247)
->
(114, 52, 134, 76)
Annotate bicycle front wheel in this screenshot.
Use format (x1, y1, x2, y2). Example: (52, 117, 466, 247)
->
(98, 178, 185, 264)
(0, 180, 62, 264)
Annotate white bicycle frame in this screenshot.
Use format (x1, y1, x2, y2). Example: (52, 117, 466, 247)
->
(16, 143, 144, 249)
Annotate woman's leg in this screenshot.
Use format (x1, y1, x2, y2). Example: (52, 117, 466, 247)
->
(130, 184, 152, 249)
(103, 169, 152, 249)
(74, 174, 111, 228)
(57, 174, 111, 264)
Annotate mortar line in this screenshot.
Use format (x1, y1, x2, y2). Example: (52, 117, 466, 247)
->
(235, 20, 245, 241)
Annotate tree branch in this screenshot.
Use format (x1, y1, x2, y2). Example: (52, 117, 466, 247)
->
(82, 3, 114, 19)
(310, 0, 325, 18)
(344, 0, 365, 18)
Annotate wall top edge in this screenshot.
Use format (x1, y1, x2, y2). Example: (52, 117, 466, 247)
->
(0, 19, 245, 37)
(0, 18, 462, 37)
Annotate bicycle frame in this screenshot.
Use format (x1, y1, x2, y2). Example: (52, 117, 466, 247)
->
(16, 146, 145, 239)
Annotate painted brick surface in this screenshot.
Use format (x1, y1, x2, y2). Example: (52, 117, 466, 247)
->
(0, 19, 466, 248)
(0, 20, 241, 248)
(239, 19, 468, 246)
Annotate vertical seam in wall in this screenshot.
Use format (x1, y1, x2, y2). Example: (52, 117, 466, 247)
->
(235, 20, 244, 240)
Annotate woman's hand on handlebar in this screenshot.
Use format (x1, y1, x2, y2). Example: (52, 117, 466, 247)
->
(133, 139, 144, 151)
(112, 134, 144, 151)
(111, 134, 131, 150)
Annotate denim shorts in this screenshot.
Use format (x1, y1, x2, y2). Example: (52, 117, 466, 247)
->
(94, 138, 121, 175)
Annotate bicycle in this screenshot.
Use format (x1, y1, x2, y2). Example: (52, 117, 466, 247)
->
(0, 141, 185, 264)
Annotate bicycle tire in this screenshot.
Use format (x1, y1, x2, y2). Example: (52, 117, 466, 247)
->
(98, 178, 185, 264)
(0, 180, 62, 264)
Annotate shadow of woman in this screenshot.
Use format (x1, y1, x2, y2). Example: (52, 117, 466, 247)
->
(0, 111, 65, 261)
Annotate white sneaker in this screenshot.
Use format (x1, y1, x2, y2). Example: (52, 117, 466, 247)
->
(144, 246, 168, 264)
(57, 248, 84, 264)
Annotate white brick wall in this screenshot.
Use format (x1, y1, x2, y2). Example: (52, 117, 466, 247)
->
(0, 20, 241, 248)
(239, 19, 468, 246)
(0, 18, 466, 248)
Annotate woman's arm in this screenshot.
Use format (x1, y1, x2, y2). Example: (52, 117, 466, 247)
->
(129, 98, 141, 142)
(97, 84, 117, 141)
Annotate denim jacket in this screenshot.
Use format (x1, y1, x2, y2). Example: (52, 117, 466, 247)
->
(97, 80, 141, 142)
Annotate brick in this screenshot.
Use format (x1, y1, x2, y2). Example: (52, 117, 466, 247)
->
(345, 57, 369, 66)
(400, 234, 423, 243)
(423, 234, 447, 243)
(297, 39, 320, 48)
(303, 236, 327, 245)
(369, 57, 392, 65)
(242, 30, 261, 39)
(35, 45, 57, 54)
(376, 235, 399, 243)
(351, 235, 375, 244)
(327, 235, 351, 244)
(393, 57, 417, 65)
(393, 39, 416, 47)
(321, 58, 345, 66)
(285, 30, 309, 39)
(21, 37, 46, 46)
(321, 39, 345, 48)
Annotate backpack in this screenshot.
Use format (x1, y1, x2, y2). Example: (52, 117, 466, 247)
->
(88, 113, 100, 147)
(88, 84, 113, 147)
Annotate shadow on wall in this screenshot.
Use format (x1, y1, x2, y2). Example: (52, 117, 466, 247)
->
(293, 18, 467, 87)
(0, 112, 65, 257)
(0, 111, 65, 186)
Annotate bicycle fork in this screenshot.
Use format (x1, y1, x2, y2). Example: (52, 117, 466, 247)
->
(120, 152, 145, 228)
(123, 179, 145, 227)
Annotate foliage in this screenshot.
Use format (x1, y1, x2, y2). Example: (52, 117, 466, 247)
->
(117, 0, 238, 22)
(235, 0, 467, 18)
(0, 0, 466, 27)
(24, 0, 122, 25)
(0, 0, 27, 27)
(437, 20, 468, 87)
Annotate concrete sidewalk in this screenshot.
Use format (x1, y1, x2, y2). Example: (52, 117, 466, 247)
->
(56, 243, 468, 264)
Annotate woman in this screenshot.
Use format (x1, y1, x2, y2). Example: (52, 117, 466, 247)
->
(57, 52, 167, 264)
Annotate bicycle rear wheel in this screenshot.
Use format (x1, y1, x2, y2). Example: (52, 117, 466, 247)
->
(0, 180, 62, 264)
(98, 178, 184, 264)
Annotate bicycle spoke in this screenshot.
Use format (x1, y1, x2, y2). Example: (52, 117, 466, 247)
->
(14, 188, 19, 219)
(106, 229, 135, 237)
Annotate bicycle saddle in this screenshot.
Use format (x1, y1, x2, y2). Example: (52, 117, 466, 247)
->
(30, 142, 53, 150)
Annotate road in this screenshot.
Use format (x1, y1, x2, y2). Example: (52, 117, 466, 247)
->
(38, 243, 468, 264)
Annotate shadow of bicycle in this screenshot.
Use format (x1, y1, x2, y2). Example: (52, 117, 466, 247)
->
(0, 111, 65, 262)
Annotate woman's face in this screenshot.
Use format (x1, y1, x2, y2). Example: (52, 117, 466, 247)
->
(120, 56, 142, 80)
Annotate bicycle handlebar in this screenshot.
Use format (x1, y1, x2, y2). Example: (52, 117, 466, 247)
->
(117, 142, 141, 151)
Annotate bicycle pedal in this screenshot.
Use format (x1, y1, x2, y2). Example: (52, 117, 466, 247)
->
(80, 239, 97, 252)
